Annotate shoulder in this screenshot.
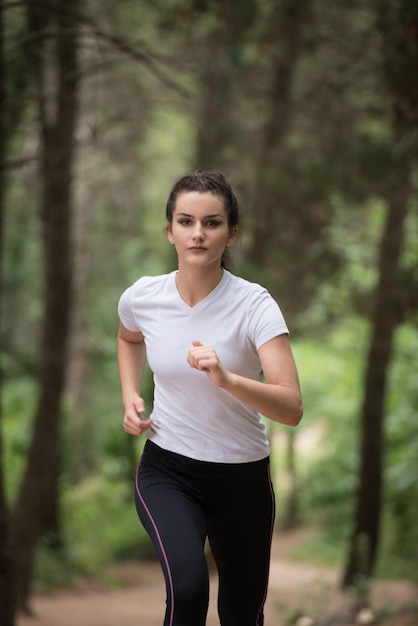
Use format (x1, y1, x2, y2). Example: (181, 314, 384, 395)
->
(123, 272, 174, 299)
(225, 272, 288, 333)
(118, 272, 174, 313)
(224, 271, 274, 302)
(118, 272, 175, 331)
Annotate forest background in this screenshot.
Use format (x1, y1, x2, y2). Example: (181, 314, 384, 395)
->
(0, 0, 417, 624)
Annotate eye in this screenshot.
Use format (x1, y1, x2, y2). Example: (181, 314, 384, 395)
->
(206, 219, 221, 227)
(178, 218, 192, 226)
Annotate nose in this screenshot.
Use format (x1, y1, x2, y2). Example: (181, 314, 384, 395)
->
(192, 223, 205, 241)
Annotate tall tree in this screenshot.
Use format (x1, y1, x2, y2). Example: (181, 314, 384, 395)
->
(0, 4, 15, 623)
(246, 0, 308, 268)
(341, 0, 418, 588)
(193, 0, 257, 169)
(0, 1, 41, 620)
(11, 0, 81, 612)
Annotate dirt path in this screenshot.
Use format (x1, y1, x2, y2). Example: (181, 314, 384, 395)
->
(17, 530, 418, 626)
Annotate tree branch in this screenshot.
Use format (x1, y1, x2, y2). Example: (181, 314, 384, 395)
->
(2, 0, 190, 98)
(0, 155, 38, 170)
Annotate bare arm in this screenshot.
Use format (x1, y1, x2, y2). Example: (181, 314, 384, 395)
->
(117, 322, 152, 435)
(187, 334, 303, 427)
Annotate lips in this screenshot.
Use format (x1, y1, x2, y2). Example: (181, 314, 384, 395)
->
(189, 246, 206, 251)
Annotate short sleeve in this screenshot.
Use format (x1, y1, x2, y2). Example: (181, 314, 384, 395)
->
(118, 285, 138, 332)
(247, 288, 289, 350)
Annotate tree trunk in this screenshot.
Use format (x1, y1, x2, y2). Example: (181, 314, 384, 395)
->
(247, 0, 306, 267)
(12, 0, 80, 612)
(194, 0, 255, 170)
(194, 28, 231, 170)
(0, 2, 16, 621)
(341, 170, 410, 587)
(341, 0, 418, 588)
(65, 191, 93, 481)
(281, 429, 301, 530)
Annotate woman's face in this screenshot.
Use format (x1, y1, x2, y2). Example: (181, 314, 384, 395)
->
(167, 191, 237, 269)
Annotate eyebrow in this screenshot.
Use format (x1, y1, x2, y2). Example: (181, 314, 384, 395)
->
(176, 212, 224, 219)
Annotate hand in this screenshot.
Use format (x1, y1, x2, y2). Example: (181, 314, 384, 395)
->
(187, 340, 230, 388)
(123, 396, 152, 436)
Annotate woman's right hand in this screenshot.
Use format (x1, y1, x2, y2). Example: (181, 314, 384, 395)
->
(123, 396, 152, 436)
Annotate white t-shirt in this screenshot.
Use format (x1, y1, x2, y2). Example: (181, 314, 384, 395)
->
(118, 270, 289, 463)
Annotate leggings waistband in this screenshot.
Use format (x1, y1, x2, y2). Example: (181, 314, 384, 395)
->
(142, 439, 270, 479)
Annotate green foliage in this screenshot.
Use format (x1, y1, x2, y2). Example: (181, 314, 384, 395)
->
(33, 539, 79, 592)
(63, 469, 149, 572)
(289, 322, 365, 536)
(3, 176, 43, 372)
(383, 325, 418, 568)
(33, 468, 152, 591)
(3, 374, 153, 590)
(287, 527, 346, 569)
(299, 452, 357, 538)
(297, 197, 386, 331)
(289, 320, 418, 579)
(2, 377, 37, 504)
(293, 318, 368, 425)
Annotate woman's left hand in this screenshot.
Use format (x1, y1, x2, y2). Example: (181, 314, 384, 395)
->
(188, 335, 303, 426)
(187, 340, 229, 387)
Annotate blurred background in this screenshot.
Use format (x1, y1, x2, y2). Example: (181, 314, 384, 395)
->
(0, 0, 417, 623)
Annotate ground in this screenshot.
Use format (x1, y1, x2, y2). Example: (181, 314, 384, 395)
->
(17, 529, 418, 626)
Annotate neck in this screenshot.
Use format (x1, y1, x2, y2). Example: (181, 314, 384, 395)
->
(175, 265, 224, 307)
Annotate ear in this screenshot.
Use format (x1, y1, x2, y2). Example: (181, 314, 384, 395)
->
(226, 225, 239, 248)
(166, 222, 175, 244)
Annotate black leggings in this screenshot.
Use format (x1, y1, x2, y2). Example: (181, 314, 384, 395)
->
(135, 440, 275, 626)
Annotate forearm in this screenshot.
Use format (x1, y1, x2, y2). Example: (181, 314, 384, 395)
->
(187, 335, 303, 426)
(222, 373, 303, 427)
(117, 336, 146, 406)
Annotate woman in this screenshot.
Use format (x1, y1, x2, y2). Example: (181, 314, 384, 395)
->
(117, 171, 303, 626)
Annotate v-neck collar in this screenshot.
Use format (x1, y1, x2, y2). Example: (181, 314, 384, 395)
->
(172, 269, 228, 313)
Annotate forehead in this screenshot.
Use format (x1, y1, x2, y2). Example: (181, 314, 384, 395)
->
(173, 191, 226, 215)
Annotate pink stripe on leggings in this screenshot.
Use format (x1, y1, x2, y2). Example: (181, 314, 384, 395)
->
(135, 458, 175, 625)
(256, 463, 275, 626)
